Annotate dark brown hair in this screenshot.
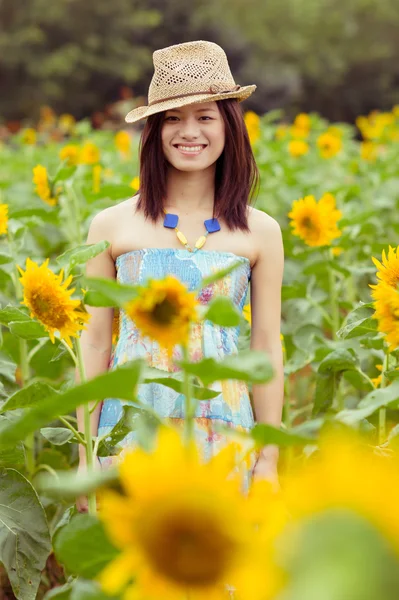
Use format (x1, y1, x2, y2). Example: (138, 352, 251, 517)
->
(135, 98, 260, 231)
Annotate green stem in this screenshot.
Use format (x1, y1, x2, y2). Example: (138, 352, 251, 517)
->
(75, 335, 96, 515)
(59, 416, 87, 446)
(60, 338, 78, 366)
(379, 350, 390, 444)
(181, 344, 194, 445)
(328, 248, 340, 340)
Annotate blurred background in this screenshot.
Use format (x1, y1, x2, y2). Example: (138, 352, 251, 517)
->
(1, 0, 399, 129)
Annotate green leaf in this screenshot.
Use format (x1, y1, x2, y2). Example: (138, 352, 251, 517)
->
(250, 422, 318, 447)
(43, 583, 72, 599)
(40, 427, 75, 445)
(0, 381, 58, 413)
(83, 290, 115, 308)
(97, 404, 162, 457)
(38, 465, 119, 500)
(54, 514, 119, 579)
(56, 241, 110, 271)
(313, 349, 359, 415)
(0, 468, 51, 600)
(9, 319, 48, 339)
(70, 579, 116, 600)
(0, 252, 13, 265)
(203, 296, 241, 327)
(199, 260, 245, 288)
(0, 442, 25, 467)
(142, 366, 220, 400)
(179, 349, 274, 386)
(0, 360, 143, 448)
(335, 380, 399, 425)
(0, 306, 31, 326)
(83, 276, 139, 307)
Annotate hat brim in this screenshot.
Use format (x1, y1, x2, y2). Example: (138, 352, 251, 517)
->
(124, 84, 257, 124)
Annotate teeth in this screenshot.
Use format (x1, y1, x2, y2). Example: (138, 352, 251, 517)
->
(177, 145, 204, 152)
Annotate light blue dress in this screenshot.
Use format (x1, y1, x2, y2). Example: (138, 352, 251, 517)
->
(97, 248, 257, 489)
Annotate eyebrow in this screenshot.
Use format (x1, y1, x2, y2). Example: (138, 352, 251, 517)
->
(166, 108, 217, 113)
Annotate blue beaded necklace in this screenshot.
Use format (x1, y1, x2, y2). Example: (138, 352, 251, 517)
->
(163, 209, 221, 253)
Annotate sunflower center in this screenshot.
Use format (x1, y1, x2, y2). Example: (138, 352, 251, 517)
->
(137, 503, 236, 586)
(30, 293, 71, 328)
(301, 216, 314, 230)
(151, 297, 179, 325)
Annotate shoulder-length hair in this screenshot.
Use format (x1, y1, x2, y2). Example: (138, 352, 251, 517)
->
(134, 98, 260, 232)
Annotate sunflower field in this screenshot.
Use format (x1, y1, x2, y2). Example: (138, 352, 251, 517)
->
(1, 104, 399, 599)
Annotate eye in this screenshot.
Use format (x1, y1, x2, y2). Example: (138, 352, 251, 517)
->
(164, 116, 213, 121)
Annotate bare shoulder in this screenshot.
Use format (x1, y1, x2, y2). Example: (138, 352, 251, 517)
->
(87, 195, 139, 246)
(246, 206, 283, 264)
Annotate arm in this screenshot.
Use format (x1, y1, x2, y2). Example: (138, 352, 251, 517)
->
(250, 214, 285, 476)
(76, 210, 116, 466)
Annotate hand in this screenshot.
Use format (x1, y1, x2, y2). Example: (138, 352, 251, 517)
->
(252, 456, 280, 492)
(75, 456, 102, 513)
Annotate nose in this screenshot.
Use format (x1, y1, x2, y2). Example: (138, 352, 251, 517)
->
(178, 116, 201, 140)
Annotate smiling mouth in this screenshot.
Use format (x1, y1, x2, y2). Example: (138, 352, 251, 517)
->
(173, 145, 207, 155)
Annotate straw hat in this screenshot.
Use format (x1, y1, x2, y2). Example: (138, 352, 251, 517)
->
(125, 40, 257, 124)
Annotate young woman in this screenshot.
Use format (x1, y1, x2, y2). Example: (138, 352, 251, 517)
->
(76, 40, 284, 511)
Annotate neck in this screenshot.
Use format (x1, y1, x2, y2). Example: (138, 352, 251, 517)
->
(164, 165, 215, 214)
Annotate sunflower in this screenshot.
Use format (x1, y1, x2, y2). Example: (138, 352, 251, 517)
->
(129, 176, 140, 192)
(115, 131, 131, 157)
(369, 282, 399, 351)
(290, 113, 311, 139)
(243, 303, 251, 325)
(21, 128, 37, 145)
(123, 275, 199, 355)
(369, 245, 399, 289)
(360, 141, 379, 162)
(282, 433, 399, 559)
(0, 203, 8, 235)
(32, 165, 57, 206)
(112, 308, 120, 345)
(244, 111, 260, 145)
(97, 427, 284, 600)
(288, 193, 342, 247)
(59, 144, 80, 166)
(92, 165, 102, 193)
(17, 257, 90, 348)
(79, 141, 100, 165)
(58, 113, 76, 134)
(317, 132, 342, 158)
(288, 139, 309, 157)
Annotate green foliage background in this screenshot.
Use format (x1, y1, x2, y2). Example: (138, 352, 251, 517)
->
(1, 0, 399, 121)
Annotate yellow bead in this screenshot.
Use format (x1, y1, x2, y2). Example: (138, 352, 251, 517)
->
(195, 235, 207, 249)
(176, 231, 188, 246)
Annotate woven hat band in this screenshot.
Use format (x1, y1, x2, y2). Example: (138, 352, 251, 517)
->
(148, 84, 241, 107)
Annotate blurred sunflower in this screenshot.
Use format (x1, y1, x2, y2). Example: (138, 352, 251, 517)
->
(369, 282, 399, 352)
(243, 303, 251, 325)
(21, 128, 36, 145)
(112, 308, 120, 345)
(98, 426, 284, 600)
(369, 245, 399, 289)
(129, 176, 140, 192)
(32, 165, 57, 206)
(244, 111, 261, 145)
(0, 203, 8, 235)
(288, 193, 342, 247)
(275, 124, 288, 140)
(360, 141, 378, 162)
(115, 131, 131, 157)
(124, 276, 198, 356)
(290, 113, 311, 139)
(58, 113, 76, 134)
(317, 131, 342, 158)
(17, 257, 90, 348)
(92, 164, 102, 194)
(59, 144, 80, 166)
(288, 140, 309, 157)
(79, 141, 100, 164)
(283, 433, 399, 558)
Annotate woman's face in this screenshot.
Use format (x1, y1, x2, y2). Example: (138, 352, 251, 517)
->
(161, 101, 225, 171)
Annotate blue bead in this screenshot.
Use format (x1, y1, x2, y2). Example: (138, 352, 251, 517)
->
(163, 213, 179, 228)
(204, 218, 221, 233)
